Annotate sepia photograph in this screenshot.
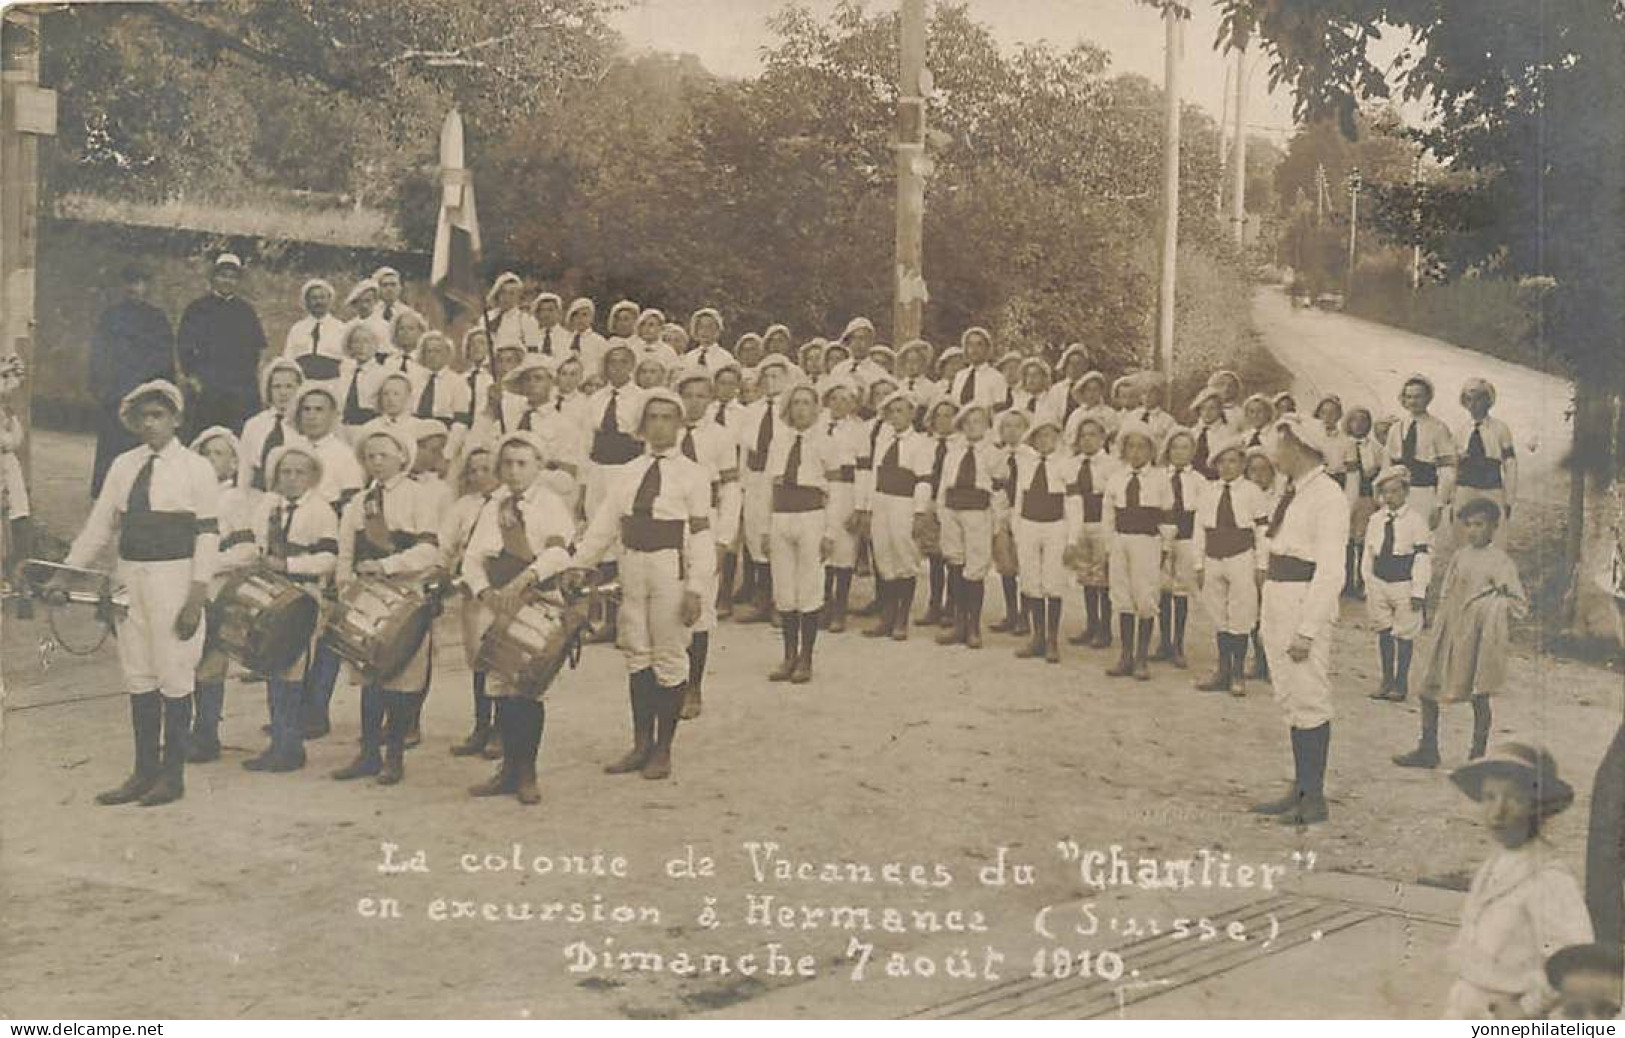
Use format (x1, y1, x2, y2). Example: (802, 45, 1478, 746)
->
(0, 0, 1622, 1024)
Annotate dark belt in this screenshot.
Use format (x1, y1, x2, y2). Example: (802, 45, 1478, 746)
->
(1403, 458, 1439, 488)
(621, 517, 684, 552)
(296, 354, 342, 381)
(1457, 457, 1504, 490)
(353, 529, 418, 563)
(1267, 554, 1317, 583)
(287, 572, 324, 586)
(591, 430, 643, 466)
(876, 466, 917, 498)
(484, 550, 532, 589)
(1021, 492, 1063, 523)
(1115, 505, 1162, 536)
(1373, 554, 1416, 583)
(830, 465, 856, 483)
(119, 511, 198, 562)
(944, 487, 991, 511)
(1173, 512, 1196, 540)
(1205, 527, 1255, 560)
(772, 485, 826, 513)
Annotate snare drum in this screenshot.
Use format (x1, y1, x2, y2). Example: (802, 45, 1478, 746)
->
(476, 596, 594, 697)
(322, 577, 433, 681)
(214, 569, 320, 673)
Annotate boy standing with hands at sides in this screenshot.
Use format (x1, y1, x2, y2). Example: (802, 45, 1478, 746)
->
(934, 402, 1007, 649)
(1066, 415, 1120, 649)
(1192, 437, 1271, 696)
(1102, 426, 1174, 680)
(1152, 428, 1207, 668)
(1364, 465, 1433, 704)
(1012, 418, 1079, 663)
(1386, 373, 1457, 531)
(1395, 498, 1526, 768)
(989, 408, 1032, 637)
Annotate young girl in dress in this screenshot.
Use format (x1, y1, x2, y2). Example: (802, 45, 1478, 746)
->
(1343, 405, 1385, 598)
(1400, 498, 1527, 765)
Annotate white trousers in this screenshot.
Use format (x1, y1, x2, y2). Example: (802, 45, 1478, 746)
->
(1261, 581, 1334, 729)
(1014, 517, 1068, 599)
(1201, 552, 1259, 635)
(618, 548, 692, 686)
(116, 558, 204, 699)
(771, 510, 826, 613)
(871, 493, 921, 580)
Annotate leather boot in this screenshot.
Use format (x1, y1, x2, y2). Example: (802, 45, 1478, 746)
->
(641, 684, 682, 780)
(922, 558, 945, 627)
(1169, 597, 1189, 669)
(936, 575, 965, 645)
(376, 692, 409, 785)
(990, 575, 1019, 633)
(681, 633, 708, 719)
(1105, 615, 1136, 677)
(1090, 592, 1113, 648)
(451, 721, 494, 757)
(1252, 727, 1306, 815)
(1228, 634, 1249, 697)
(963, 580, 984, 649)
(98, 692, 163, 805)
(1248, 629, 1270, 679)
(189, 682, 224, 763)
(890, 578, 914, 640)
(863, 580, 895, 638)
(1394, 700, 1442, 768)
(605, 671, 657, 773)
(1391, 638, 1414, 702)
(266, 680, 306, 772)
(1134, 617, 1154, 680)
(1372, 630, 1396, 698)
(826, 569, 850, 633)
(1197, 633, 1233, 692)
(139, 696, 191, 807)
(512, 699, 543, 805)
(1014, 597, 1046, 658)
(470, 701, 521, 796)
(333, 685, 384, 780)
(1280, 723, 1330, 825)
(1149, 593, 1174, 661)
(770, 612, 801, 681)
(1044, 597, 1062, 664)
(792, 611, 818, 683)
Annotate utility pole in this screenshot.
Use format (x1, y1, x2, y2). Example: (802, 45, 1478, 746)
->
(1315, 162, 1327, 226)
(893, 0, 929, 345)
(1345, 166, 1362, 302)
(1410, 151, 1424, 291)
(1155, 6, 1182, 386)
(1214, 58, 1229, 221)
(1228, 39, 1248, 247)
(2, 8, 55, 495)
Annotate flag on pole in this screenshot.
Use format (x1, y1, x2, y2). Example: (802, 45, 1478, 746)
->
(430, 109, 483, 322)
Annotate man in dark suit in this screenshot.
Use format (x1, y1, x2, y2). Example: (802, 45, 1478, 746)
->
(175, 253, 267, 435)
(90, 265, 174, 497)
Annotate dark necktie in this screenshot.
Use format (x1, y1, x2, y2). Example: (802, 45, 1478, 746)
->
(1006, 453, 1018, 504)
(1031, 457, 1050, 496)
(682, 426, 698, 461)
(931, 437, 949, 488)
(344, 369, 366, 424)
(416, 375, 436, 418)
(1402, 419, 1418, 461)
(521, 408, 536, 432)
(543, 327, 555, 355)
(1267, 483, 1296, 538)
(1025, 394, 1037, 414)
(1140, 408, 1151, 423)
(881, 436, 900, 469)
(784, 434, 803, 488)
(309, 321, 322, 356)
(1171, 468, 1185, 513)
(1216, 482, 1238, 529)
(127, 453, 157, 513)
(499, 495, 535, 561)
(632, 457, 661, 517)
(1467, 423, 1486, 459)
(273, 500, 298, 556)
(601, 389, 619, 433)
(755, 404, 774, 458)
(462, 492, 494, 553)
(954, 445, 977, 489)
(1126, 470, 1142, 508)
(259, 414, 284, 489)
(362, 483, 394, 551)
(1380, 510, 1397, 557)
(960, 366, 976, 404)
(1195, 426, 1211, 469)
(1078, 456, 1094, 498)
(571, 331, 583, 355)
(1249, 428, 1263, 448)
(699, 348, 710, 369)
(714, 402, 727, 427)
(383, 303, 395, 322)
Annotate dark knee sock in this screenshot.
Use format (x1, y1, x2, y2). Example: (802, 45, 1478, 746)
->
(1395, 637, 1414, 693)
(472, 671, 492, 726)
(1173, 596, 1188, 647)
(687, 631, 710, 692)
(1136, 617, 1154, 657)
(928, 557, 945, 610)
(1378, 629, 1395, 683)
(800, 611, 819, 658)
(1084, 587, 1100, 630)
(1045, 597, 1062, 641)
(1118, 613, 1135, 650)
(1157, 592, 1173, 645)
(1470, 695, 1492, 757)
(1002, 574, 1019, 612)
(780, 612, 801, 660)
(834, 567, 853, 608)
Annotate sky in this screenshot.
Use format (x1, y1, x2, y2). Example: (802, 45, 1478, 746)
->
(610, 0, 1306, 142)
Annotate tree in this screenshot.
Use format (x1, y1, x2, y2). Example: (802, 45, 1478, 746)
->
(1225, 0, 1625, 637)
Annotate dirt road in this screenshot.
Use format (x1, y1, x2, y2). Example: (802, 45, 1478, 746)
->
(1, 314, 1615, 1018)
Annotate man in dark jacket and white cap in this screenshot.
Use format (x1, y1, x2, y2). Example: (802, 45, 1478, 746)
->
(176, 253, 268, 435)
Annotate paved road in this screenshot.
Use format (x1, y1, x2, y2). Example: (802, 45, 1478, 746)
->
(1253, 289, 1574, 503)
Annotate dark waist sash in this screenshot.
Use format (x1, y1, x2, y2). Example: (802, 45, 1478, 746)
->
(621, 517, 684, 552)
(944, 487, 991, 511)
(1403, 457, 1439, 488)
(353, 529, 418, 563)
(876, 465, 917, 498)
(1205, 527, 1255, 560)
(591, 429, 643, 466)
(296, 353, 342, 381)
(1172, 511, 1196, 540)
(1115, 505, 1162, 536)
(1372, 554, 1416, 583)
(484, 550, 532, 589)
(119, 511, 198, 562)
(1021, 491, 1064, 523)
(773, 486, 826, 513)
(1080, 493, 1104, 524)
(1267, 554, 1317, 583)
(1457, 456, 1504, 490)
(830, 465, 856, 483)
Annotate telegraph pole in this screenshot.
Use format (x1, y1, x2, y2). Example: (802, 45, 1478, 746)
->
(1345, 166, 1362, 302)
(1228, 38, 1248, 247)
(893, 0, 928, 344)
(2, 8, 55, 494)
(1155, 6, 1182, 385)
(1214, 58, 1229, 221)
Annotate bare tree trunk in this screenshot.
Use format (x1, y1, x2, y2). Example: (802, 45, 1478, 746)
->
(1566, 379, 1623, 640)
